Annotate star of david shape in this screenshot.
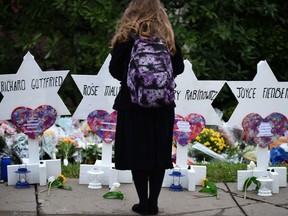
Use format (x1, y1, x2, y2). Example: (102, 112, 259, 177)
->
(72, 54, 120, 120)
(0, 52, 70, 120)
(174, 60, 226, 125)
(227, 60, 288, 128)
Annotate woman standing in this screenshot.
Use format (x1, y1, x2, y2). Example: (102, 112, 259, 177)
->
(109, 0, 184, 215)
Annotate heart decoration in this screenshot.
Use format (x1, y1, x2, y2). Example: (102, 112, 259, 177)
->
(87, 110, 117, 144)
(11, 105, 57, 139)
(242, 112, 288, 148)
(173, 113, 205, 146)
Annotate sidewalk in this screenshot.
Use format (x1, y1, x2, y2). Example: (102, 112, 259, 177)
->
(0, 179, 287, 216)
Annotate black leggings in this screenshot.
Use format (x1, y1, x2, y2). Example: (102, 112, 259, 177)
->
(131, 169, 165, 208)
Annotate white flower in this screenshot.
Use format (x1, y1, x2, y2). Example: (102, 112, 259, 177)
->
(113, 182, 121, 187)
(249, 161, 256, 170)
(48, 176, 55, 183)
(110, 182, 121, 191)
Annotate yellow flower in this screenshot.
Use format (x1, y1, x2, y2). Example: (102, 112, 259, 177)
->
(57, 137, 76, 159)
(192, 127, 227, 154)
(202, 178, 208, 188)
(56, 174, 67, 184)
(46, 174, 71, 196)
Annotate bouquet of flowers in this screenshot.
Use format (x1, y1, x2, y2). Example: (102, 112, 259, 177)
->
(189, 127, 227, 162)
(42, 128, 59, 159)
(43, 174, 72, 196)
(194, 128, 227, 154)
(103, 182, 125, 205)
(219, 124, 256, 163)
(56, 137, 76, 165)
(80, 142, 98, 164)
(0, 121, 16, 136)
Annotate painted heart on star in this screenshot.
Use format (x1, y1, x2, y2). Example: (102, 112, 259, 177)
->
(87, 110, 117, 144)
(173, 113, 205, 146)
(11, 105, 57, 139)
(242, 112, 288, 148)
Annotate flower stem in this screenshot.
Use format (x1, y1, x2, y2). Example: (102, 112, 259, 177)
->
(47, 181, 54, 196)
(121, 195, 125, 206)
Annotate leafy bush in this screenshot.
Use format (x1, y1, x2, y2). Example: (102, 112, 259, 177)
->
(1, 0, 287, 114)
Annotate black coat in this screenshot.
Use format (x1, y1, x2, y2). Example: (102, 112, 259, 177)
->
(109, 39, 184, 171)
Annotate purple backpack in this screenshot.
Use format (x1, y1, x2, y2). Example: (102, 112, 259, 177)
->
(127, 36, 175, 108)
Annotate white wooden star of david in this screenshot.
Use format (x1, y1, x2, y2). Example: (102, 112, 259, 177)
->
(227, 60, 288, 128)
(0, 52, 70, 120)
(175, 60, 226, 125)
(72, 54, 120, 119)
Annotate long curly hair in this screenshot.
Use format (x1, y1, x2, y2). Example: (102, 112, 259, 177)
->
(111, 0, 176, 55)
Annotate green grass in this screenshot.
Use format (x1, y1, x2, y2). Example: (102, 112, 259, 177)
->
(61, 161, 288, 183)
(61, 162, 80, 178)
(205, 162, 247, 182)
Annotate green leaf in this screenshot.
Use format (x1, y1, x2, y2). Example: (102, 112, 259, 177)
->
(251, 177, 261, 190)
(243, 177, 252, 191)
(199, 180, 217, 196)
(205, 180, 217, 192)
(199, 187, 217, 197)
(243, 176, 260, 191)
(103, 191, 124, 200)
(50, 179, 61, 188)
(199, 187, 213, 193)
